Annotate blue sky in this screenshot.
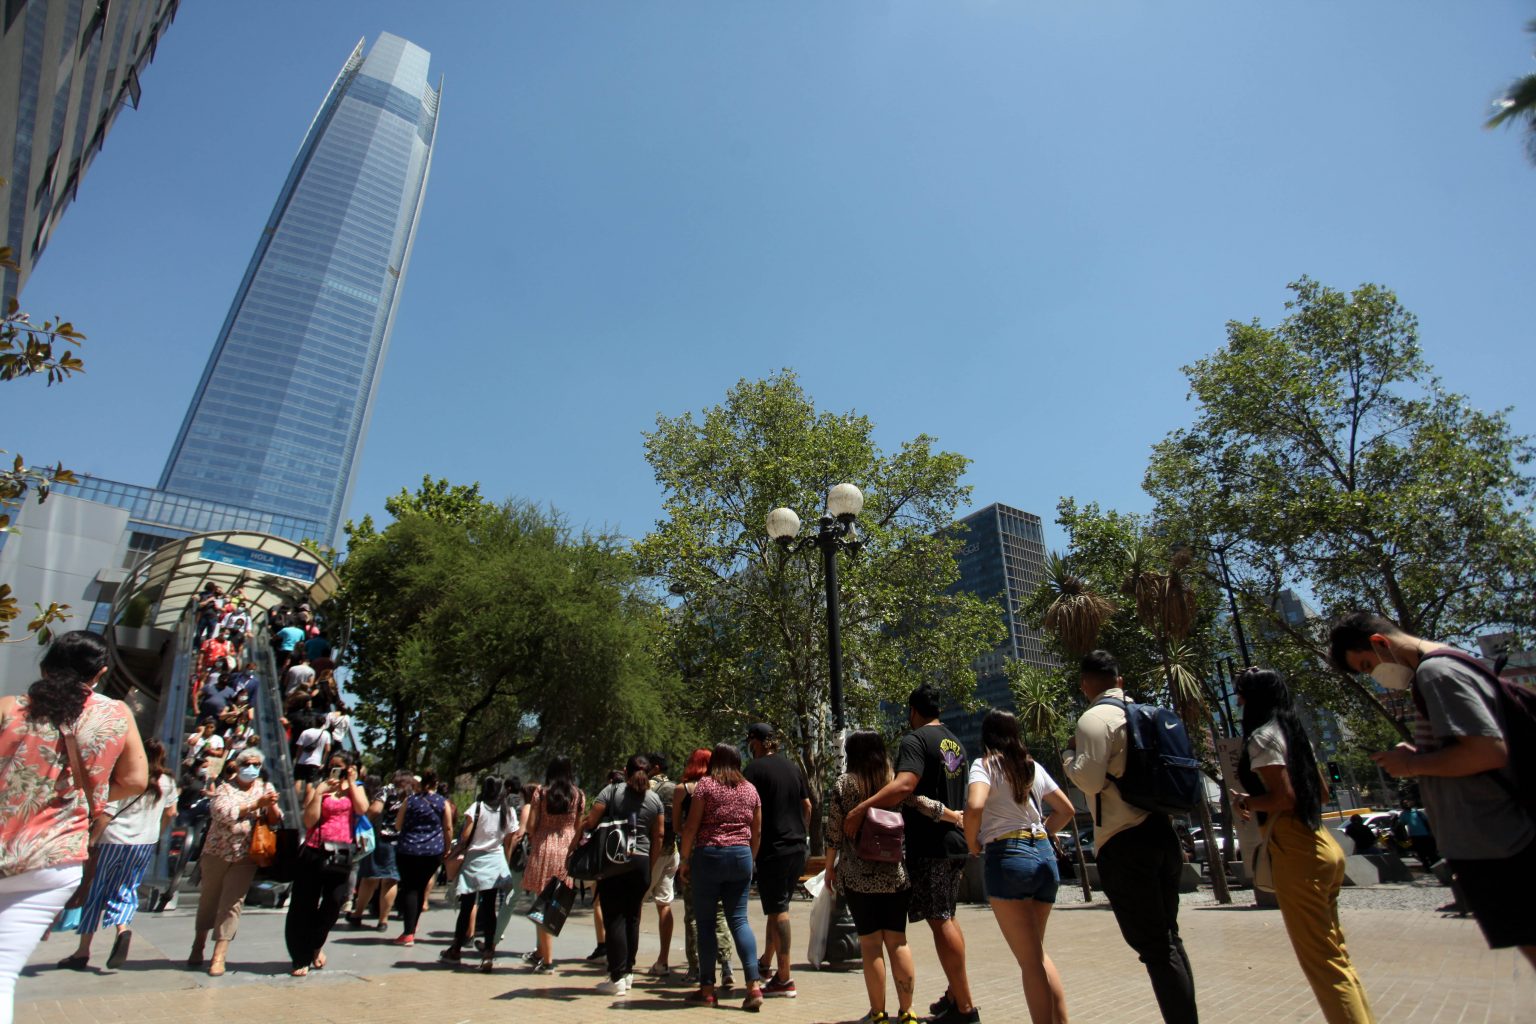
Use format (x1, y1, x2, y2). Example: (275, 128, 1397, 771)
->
(9, 2, 1535, 553)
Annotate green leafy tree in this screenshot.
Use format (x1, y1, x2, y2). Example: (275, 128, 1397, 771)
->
(337, 481, 692, 783)
(1487, 19, 1536, 165)
(1, 243, 85, 643)
(635, 371, 1005, 806)
(1144, 278, 1536, 727)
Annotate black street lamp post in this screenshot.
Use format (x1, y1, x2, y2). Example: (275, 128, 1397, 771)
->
(766, 484, 864, 734)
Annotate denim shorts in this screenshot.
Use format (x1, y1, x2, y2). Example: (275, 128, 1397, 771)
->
(983, 837, 1059, 903)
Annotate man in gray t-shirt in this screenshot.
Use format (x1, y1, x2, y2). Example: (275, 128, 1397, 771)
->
(1330, 612, 1536, 966)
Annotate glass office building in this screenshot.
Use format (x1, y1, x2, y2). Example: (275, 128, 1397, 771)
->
(1, 0, 180, 306)
(159, 33, 439, 546)
(946, 502, 1058, 755)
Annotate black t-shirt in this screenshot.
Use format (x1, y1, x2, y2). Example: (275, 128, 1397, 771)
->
(744, 753, 810, 857)
(894, 722, 968, 859)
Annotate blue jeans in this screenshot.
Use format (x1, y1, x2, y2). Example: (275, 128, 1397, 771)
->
(690, 846, 760, 986)
(984, 837, 1060, 903)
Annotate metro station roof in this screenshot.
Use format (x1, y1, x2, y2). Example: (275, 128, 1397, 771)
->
(111, 530, 339, 632)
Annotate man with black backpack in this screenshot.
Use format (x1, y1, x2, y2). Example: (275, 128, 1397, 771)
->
(1065, 650, 1199, 1024)
(1329, 612, 1536, 969)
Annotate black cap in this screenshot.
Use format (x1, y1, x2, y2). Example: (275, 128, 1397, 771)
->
(746, 723, 775, 744)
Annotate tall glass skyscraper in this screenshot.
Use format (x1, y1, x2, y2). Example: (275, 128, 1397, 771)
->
(947, 502, 1058, 755)
(160, 33, 439, 545)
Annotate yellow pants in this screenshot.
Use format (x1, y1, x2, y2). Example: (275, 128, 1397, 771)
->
(1269, 812, 1376, 1024)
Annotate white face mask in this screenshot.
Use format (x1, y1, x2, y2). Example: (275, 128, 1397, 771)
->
(1370, 646, 1415, 691)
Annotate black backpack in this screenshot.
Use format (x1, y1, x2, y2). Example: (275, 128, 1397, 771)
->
(1091, 695, 1203, 817)
(1415, 649, 1536, 823)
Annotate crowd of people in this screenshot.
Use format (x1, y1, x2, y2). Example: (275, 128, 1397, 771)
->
(0, 607, 1530, 1024)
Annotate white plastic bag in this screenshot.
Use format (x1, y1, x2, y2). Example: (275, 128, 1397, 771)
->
(805, 871, 835, 969)
(802, 867, 826, 899)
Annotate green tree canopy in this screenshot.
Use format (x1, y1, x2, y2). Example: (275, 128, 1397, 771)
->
(1143, 277, 1535, 726)
(635, 371, 1005, 799)
(337, 480, 692, 784)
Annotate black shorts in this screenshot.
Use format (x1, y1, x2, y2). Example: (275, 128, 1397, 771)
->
(755, 849, 807, 915)
(843, 888, 910, 936)
(1450, 837, 1536, 949)
(907, 856, 965, 923)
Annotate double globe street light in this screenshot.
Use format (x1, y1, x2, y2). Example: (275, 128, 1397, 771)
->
(766, 483, 864, 734)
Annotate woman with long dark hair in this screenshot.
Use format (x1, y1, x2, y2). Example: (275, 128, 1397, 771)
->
(674, 748, 734, 987)
(393, 768, 453, 946)
(826, 730, 919, 1024)
(61, 737, 178, 970)
(679, 743, 764, 1011)
(964, 710, 1074, 1023)
(441, 775, 519, 971)
(0, 631, 146, 1022)
(519, 757, 583, 972)
(574, 754, 665, 997)
(1230, 668, 1376, 1024)
(286, 750, 368, 976)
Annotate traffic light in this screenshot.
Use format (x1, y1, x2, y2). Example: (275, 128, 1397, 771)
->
(1327, 760, 1342, 785)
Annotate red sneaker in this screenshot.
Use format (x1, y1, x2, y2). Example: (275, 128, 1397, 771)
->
(763, 977, 797, 998)
(392, 934, 415, 947)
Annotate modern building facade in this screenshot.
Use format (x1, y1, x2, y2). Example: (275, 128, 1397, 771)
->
(160, 33, 439, 547)
(945, 502, 1058, 755)
(1, 33, 437, 689)
(1, 0, 180, 305)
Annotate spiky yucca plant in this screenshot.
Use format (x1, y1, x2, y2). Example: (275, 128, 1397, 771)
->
(1042, 552, 1115, 656)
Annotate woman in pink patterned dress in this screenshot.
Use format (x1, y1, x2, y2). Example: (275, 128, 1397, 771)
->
(0, 631, 146, 1024)
(520, 756, 584, 972)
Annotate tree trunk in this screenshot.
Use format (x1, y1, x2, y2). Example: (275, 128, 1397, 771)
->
(1036, 744, 1092, 903)
(1198, 791, 1232, 904)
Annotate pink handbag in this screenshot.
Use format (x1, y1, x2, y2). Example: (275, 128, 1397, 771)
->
(855, 807, 906, 863)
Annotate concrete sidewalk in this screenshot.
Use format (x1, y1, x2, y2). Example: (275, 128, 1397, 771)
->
(16, 887, 1533, 1022)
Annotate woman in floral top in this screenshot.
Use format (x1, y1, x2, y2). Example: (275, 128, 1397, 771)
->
(0, 631, 146, 1024)
(190, 746, 281, 976)
(826, 730, 958, 1024)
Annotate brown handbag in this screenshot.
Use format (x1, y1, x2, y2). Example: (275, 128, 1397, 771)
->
(60, 729, 103, 908)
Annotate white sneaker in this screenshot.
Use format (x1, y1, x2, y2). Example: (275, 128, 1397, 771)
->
(597, 977, 630, 996)
(624, 973, 635, 988)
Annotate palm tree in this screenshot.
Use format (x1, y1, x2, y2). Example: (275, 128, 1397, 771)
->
(1042, 552, 1116, 656)
(1120, 535, 1233, 904)
(1487, 20, 1536, 165)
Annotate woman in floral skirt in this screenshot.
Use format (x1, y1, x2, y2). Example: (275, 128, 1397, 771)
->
(520, 757, 584, 972)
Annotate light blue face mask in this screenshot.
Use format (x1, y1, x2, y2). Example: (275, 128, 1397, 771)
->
(238, 765, 261, 782)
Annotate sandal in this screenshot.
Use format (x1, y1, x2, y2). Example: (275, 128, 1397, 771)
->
(208, 958, 226, 978)
(186, 948, 206, 969)
(440, 947, 462, 963)
(56, 955, 90, 971)
(289, 965, 309, 977)
(684, 990, 718, 1006)
(311, 951, 326, 970)
(480, 956, 495, 974)
(106, 930, 132, 970)
(646, 961, 672, 978)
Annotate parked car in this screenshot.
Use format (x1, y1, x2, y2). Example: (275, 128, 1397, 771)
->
(1187, 826, 1240, 864)
(1055, 831, 1094, 863)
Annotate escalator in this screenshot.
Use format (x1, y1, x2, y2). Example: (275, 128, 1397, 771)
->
(98, 531, 338, 910)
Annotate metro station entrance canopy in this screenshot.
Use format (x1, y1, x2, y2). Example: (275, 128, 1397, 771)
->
(107, 531, 338, 695)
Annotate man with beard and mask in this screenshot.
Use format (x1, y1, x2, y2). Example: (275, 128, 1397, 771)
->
(1329, 612, 1535, 969)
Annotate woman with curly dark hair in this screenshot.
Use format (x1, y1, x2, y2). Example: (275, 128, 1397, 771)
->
(0, 631, 147, 1021)
(1230, 667, 1376, 1024)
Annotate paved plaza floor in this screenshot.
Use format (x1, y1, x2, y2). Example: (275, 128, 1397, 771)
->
(16, 885, 1533, 1023)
